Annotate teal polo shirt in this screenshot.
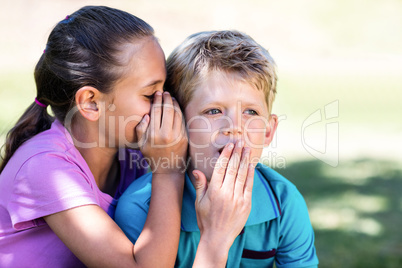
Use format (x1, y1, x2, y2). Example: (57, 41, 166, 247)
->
(115, 163, 318, 267)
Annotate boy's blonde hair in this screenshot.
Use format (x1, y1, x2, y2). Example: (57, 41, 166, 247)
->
(165, 30, 277, 114)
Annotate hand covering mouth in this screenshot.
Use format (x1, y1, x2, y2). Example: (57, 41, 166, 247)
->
(217, 139, 240, 155)
(218, 147, 224, 155)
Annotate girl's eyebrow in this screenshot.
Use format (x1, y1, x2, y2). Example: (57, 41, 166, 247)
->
(143, 79, 164, 88)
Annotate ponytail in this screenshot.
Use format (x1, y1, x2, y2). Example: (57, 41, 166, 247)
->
(0, 102, 53, 173)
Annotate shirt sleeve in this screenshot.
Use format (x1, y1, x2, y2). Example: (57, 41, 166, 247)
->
(275, 186, 319, 268)
(9, 152, 98, 230)
(114, 172, 153, 244)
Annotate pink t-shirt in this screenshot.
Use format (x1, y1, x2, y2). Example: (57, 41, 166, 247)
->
(0, 120, 147, 267)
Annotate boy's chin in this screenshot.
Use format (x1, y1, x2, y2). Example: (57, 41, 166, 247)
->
(202, 168, 218, 183)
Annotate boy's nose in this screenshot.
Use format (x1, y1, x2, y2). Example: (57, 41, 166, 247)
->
(221, 126, 243, 136)
(219, 110, 243, 136)
(221, 120, 243, 136)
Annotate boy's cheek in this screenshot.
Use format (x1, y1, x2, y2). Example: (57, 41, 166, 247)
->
(188, 132, 211, 149)
(244, 123, 268, 145)
(245, 116, 269, 129)
(186, 115, 211, 132)
(188, 149, 216, 181)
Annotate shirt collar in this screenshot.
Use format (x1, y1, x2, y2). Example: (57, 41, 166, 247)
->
(53, 119, 74, 145)
(180, 163, 281, 232)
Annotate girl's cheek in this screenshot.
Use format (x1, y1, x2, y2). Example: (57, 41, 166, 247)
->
(145, 101, 152, 115)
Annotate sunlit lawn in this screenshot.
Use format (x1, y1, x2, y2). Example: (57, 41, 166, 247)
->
(0, 71, 36, 131)
(274, 159, 402, 267)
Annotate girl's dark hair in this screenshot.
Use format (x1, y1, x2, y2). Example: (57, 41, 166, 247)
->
(0, 6, 154, 173)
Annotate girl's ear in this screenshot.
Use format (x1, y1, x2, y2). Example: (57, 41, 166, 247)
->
(75, 86, 101, 121)
(264, 114, 278, 147)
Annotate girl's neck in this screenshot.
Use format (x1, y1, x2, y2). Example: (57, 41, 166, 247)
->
(70, 119, 119, 194)
(78, 146, 118, 192)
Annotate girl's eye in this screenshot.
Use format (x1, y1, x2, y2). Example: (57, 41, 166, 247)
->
(144, 93, 155, 100)
(206, 108, 221, 115)
(244, 109, 258, 115)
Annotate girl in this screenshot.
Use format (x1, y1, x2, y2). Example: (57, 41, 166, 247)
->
(0, 6, 253, 267)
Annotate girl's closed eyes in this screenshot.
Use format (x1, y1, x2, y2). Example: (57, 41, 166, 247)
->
(144, 93, 155, 100)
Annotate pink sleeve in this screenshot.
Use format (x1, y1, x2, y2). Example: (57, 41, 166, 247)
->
(9, 152, 98, 230)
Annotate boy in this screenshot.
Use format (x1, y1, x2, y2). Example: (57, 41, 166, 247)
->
(115, 30, 319, 267)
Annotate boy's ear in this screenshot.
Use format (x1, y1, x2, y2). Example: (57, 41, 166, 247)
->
(75, 86, 101, 122)
(264, 114, 278, 147)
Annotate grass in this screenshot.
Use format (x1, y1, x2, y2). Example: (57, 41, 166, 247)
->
(273, 158, 402, 267)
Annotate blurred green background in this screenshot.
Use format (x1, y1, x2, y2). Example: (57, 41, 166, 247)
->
(1, 0, 401, 266)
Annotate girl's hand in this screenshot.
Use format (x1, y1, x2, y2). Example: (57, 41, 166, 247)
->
(132, 91, 187, 267)
(136, 91, 188, 174)
(192, 140, 255, 267)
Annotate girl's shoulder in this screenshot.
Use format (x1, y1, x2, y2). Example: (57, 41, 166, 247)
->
(3, 120, 85, 179)
(18, 120, 77, 160)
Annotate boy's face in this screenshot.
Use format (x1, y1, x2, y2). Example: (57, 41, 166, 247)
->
(184, 70, 278, 182)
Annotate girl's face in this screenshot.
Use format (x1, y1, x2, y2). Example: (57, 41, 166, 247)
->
(102, 37, 166, 148)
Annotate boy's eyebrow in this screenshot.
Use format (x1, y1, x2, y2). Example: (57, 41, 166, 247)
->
(197, 99, 226, 108)
(200, 99, 265, 108)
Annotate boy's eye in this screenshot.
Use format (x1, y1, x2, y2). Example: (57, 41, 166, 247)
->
(244, 109, 258, 115)
(206, 108, 222, 115)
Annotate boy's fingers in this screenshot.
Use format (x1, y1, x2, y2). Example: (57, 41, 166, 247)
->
(194, 170, 208, 204)
(243, 163, 255, 202)
(161, 92, 175, 131)
(150, 91, 163, 131)
(210, 143, 234, 189)
(221, 140, 243, 191)
(234, 147, 250, 198)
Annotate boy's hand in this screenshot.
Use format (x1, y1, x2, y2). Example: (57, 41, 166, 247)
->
(192, 140, 254, 265)
(135, 91, 188, 174)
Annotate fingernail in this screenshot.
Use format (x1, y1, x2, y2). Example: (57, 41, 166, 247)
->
(237, 140, 243, 147)
(156, 91, 162, 96)
(163, 91, 170, 95)
(193, 171, 199, 180)
(143, 114, 149, 123)
(227, 143, 234, 150)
